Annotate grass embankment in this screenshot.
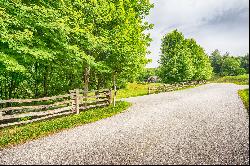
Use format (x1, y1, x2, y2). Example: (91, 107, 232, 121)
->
(238, 89, 249, 111)
(0, 101, 131, 149)
(210, 74, 249, 85)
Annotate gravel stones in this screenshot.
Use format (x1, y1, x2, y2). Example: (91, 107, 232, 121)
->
(0, 83, 249, 165)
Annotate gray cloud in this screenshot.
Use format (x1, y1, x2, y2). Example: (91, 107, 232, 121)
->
(204, 7, 249, 26)
(145, 0, 249, 68)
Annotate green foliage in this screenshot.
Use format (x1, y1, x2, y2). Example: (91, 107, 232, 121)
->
(238, 89, 249, 111)
(221, 56, 246, 76)
(185, 39, 213, 80)
(136, 68, 157, 82)
(240, 53, 249, 74)
(210, 74, 249, 85)
(209, 49, 223, 74)
(0, 101, 131, 148)
(0, 0, 154, 99)
(209, 50, 248, 76)
(158, 30, 212, 83)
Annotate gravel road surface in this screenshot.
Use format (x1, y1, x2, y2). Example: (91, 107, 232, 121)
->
(0, 83, 249, 165)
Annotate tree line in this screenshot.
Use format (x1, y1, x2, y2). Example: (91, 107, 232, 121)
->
(141, 30, 248, 84)
(0, 0, 153, 100)
(209, 49, 249, 76)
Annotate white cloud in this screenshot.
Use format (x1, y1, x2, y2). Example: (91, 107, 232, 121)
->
(145, 0, 249, 68)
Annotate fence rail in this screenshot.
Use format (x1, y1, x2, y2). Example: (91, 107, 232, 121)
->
(0, 89, 112, 128)
(148, 80, 207, 94)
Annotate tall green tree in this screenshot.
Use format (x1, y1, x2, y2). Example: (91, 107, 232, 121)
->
(186, 39, 212, 80)
(158, 30, 212, 83)
(209, 49, 223, 74)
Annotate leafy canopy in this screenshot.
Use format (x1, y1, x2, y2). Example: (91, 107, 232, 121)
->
(158, 30, 212, 83)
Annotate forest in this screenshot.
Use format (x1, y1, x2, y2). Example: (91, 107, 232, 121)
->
(0, 0, 154, 100)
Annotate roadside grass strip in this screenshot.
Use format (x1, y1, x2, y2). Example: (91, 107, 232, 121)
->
(0, 101, 131, 149)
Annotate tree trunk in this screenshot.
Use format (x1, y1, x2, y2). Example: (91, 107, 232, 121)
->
(43, 65, 49, 97)
(97, 73, 104, 90)
(82, 64, 90, 108)
(4, 74, 8, 100)
(34, 62, 39, 98)
(83, 65, 90, 94)
(8, 77, 14, 99)
(112, 73, 116, 107)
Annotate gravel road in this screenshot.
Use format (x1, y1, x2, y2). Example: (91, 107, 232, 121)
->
(0, 83, 249, 165)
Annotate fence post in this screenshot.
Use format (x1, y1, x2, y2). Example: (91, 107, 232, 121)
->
(113, 89, 117, 107)
(75, 89, 80, 114)
(112, 74, 117, 107)
(0, 110, 3, 121)
(107, 89, 112, 105)
(95, 91, 99, 105)
(70, 90, 76, 113)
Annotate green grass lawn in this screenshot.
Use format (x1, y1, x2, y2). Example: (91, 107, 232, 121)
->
(0, 101, 131, 149)
(238, 89, 249, 111)
(114, 82, 203, 99)
(115, 82, 162, 99)
(210, 74, 249, 85)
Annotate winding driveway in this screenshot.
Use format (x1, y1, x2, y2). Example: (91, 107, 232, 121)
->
(0, 83, 249, 165)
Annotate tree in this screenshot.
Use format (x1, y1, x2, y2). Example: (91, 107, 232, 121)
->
(240, 53, 249, 74)
(209, 49, 248, 76)
(137, 68, 157, 82)
(186, 39, 212, 80)
(88, 0, 154, 89)
(220, 56, 246, 76)
(209, 49, 223, 74)
(158, 30, 212, 83)
(0, 0, 154, 100)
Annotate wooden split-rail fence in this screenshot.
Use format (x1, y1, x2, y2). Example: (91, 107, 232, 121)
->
(148, 80, 207, 94)
(0, 89, 112, 128)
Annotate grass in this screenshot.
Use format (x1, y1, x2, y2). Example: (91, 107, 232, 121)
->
(115, 82, 162, 99)
(210, 74, 249, 85)
(114, 82, 203, 99)
(238, 89, 249, 111)
(0, 101, 131, 149)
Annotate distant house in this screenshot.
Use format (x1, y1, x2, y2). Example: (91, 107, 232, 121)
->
(147, 76, 159, 83)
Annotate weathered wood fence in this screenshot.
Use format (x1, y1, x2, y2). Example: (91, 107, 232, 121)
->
(148, 80, 207, 94)
(0, 89, 112, 128)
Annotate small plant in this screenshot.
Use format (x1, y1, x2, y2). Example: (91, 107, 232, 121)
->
(18, 116, 32, 122)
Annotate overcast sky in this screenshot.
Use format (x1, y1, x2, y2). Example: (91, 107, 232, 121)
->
(145, 0, 249, 68)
